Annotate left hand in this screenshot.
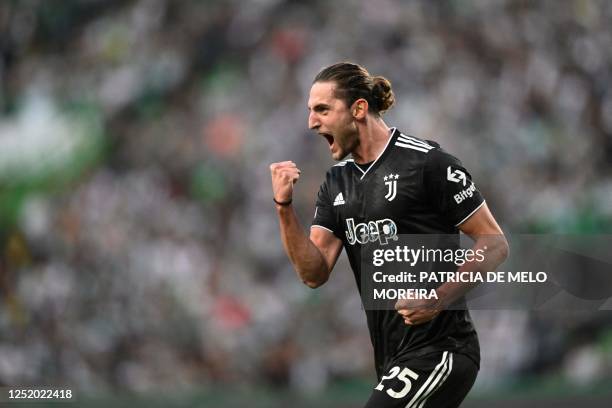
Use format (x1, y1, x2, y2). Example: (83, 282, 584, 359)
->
(395, 296, 443, 326)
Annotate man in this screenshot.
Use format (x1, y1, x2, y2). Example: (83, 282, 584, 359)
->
(270, 62, 508, 407)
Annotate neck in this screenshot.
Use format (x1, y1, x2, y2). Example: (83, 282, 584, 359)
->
(351, 117, 391, 164)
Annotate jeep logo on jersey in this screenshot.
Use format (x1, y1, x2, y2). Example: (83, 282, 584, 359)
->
(383, 174, 399, 201)
(345, 218, 398, 245)
(447, 166, 467, 186)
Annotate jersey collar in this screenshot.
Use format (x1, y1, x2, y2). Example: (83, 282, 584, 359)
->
(352, 127, 398, 180)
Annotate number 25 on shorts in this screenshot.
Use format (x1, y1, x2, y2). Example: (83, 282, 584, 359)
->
(374, 366, 419, 399)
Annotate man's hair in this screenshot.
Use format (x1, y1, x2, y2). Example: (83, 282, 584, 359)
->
(313, 62, 395, 115)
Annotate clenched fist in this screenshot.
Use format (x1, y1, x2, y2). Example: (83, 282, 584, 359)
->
(269, 161, 301, 204)
(395, 296, 442, 326)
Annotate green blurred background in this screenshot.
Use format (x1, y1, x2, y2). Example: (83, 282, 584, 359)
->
(1, 0, 612, 406)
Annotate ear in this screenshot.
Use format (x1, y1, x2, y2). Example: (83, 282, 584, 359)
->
(351, 99, 368, 119)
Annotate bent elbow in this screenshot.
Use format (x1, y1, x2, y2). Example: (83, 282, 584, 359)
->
(497, 235, 510, 261)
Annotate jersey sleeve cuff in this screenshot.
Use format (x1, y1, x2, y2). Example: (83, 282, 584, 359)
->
(311, 224, 334, 234)
(454, 200, 486, 227)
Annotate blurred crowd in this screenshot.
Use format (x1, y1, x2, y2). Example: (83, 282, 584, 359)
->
(1, 0, 612, 396)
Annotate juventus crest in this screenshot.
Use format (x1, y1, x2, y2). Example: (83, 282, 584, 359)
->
(383, 173, 399, 201)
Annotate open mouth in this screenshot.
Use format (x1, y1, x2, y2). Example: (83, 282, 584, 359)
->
(320, 132, 334, 147)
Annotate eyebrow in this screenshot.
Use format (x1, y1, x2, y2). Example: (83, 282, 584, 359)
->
(308, 103, 330, 112)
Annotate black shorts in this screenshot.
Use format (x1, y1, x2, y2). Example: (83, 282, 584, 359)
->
(364, 351, 478, 408)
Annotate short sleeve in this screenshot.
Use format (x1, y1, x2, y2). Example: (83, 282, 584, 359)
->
(424, 148, 485, 227)
(311, 179, 341, 237)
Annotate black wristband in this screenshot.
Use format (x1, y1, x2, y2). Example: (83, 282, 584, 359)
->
(273, 197, 292, 206)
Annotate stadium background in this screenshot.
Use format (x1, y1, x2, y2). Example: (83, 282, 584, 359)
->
(1, 0, 611, 406)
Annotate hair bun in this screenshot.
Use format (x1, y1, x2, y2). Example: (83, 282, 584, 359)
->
(371, 76, 395, 114)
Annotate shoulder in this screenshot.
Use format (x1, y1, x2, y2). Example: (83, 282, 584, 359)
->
(316, 159, 353, 194)
(391, 132, 467, 175)
(423, 145, 464, 171)
(332, 158, 355, 168)
(324, 158, 354, 180)
(393, 131, 462, 164)
(393, 132, 440, 153)
(392, 131, 446, 171)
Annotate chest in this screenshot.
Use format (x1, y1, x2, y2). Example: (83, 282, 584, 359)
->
(331, 162, 428, 244)
(337, 163, 424, 216)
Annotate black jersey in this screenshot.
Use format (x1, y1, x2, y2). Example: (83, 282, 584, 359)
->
(311, 127, 485, 379)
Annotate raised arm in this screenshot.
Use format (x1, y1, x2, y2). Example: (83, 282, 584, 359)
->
(270, 161, 343, 288)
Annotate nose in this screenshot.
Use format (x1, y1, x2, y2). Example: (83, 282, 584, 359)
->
(308, 111, 320, 130)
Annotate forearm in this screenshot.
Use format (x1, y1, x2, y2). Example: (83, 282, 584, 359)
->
(436, 234, 509, 308)
(276, 204, 330, 287)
